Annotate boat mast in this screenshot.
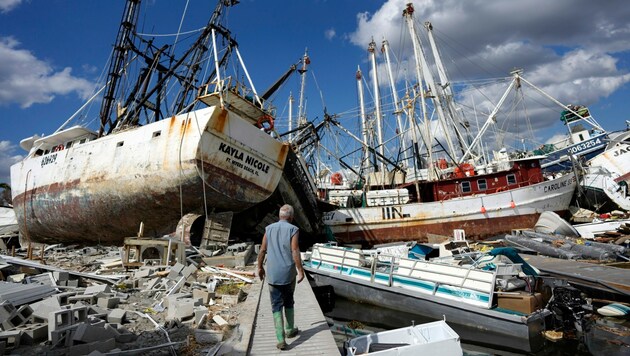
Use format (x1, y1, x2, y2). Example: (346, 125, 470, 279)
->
(459, 71, 520, 164)
(403, 4, 459, 167)
(424, 21, 471, 156)
(356, 67, 371, 172)
(402, 4, 434, 180)
(288, 92, 294, 140)
(297, 49, 310, 126)
(98, 0, 142, 137)
(368, 39, 386, 174)
(381, 40, 407, 164)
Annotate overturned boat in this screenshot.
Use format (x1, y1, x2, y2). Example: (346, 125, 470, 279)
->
(10, 1, 299, 244)
(579, 129, 630, 212)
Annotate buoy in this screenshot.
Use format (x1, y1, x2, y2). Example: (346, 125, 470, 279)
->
(597, 303, 630, 317)
(510, 201, 516, 208)
(480, 206, 486, 213)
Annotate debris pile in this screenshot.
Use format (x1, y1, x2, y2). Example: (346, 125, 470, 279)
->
(0, 237, 259, 355)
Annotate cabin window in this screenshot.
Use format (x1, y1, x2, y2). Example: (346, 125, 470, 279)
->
(477, 179, 487, 191)
(507, 174, 517, 185)
(116, 141, 124, 147)
(578, 133, 584, 141)
(79, 138, 86, 144)
(66, 142, 73, 149)
(461, 181, 471, 193)
(152, 131, 161, 138)
(44, 150, 50, 155)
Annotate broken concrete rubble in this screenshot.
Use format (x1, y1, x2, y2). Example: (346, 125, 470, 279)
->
(0, 238, 260, 355)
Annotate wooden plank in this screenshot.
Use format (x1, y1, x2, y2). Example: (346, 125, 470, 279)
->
(249, 280, 339, 355)
(522, 254, 630, 296)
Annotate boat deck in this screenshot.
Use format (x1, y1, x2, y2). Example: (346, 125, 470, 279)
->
(249, 279, 339, 355)
(523, 254, 630, 297)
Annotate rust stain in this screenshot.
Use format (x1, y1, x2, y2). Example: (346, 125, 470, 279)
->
(208, 108, 228, 133)
(331, 212, 561, 246)
(277, 143, 290, 165)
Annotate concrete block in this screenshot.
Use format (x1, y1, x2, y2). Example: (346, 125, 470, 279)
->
(1, 305, 33, 330)
(171, 262, 185, 275)
(181, 265, 197, 279)
(212, 315, 228, 326)
(192, 289, 211, 305)
(134, 268, 154, 279)
(68, 294, 97, 305)
(30, 296, 62, 321)
(19, 322, 47, 344)
(162, 293, 190, 308)
(0, 301, 16, 323)
(66, 279, 80, 288)
(0, 330, 22, 349)
(56, 291, 78, 305)
(194, 307, 207, 326)
(50, 323, 80, 346)
(166, 298, 194, 321)
(48, 306, 88, 340)
(53, 271, 69, 282)
(221, 294, 239, 306)
(194, 329, 222, 344)
(145, 277, 161, 290)
(87, 305, 109, 320)
(97, 297, 120, 309)
(84, 285, 111, 295)
(107, 309, 126, 324)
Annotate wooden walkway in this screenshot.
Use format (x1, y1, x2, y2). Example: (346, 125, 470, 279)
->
(523, 255, 630, 297)
(248, 280, 339, 355)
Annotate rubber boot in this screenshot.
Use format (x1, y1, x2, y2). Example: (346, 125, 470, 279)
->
(285, 308, 299, 338)
(273, 311, 287, 350)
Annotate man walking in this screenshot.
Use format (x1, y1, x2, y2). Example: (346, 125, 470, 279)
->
(257, 204, 305, 350)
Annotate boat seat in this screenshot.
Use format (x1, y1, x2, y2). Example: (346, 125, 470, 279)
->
(368, 343, 410, 352)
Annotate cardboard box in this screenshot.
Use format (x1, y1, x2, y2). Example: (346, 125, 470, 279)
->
(497, 292, 543, 314)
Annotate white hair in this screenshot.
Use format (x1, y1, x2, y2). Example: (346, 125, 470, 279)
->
(279, 204, 294, 220)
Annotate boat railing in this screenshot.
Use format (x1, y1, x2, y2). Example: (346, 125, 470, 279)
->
(198, 76, 277, 117)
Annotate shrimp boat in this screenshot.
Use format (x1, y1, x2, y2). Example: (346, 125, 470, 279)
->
(10, 0, 294, 244)
(318, 4, 576, 245)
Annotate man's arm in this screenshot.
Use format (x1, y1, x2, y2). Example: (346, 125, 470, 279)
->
(291, 231, 304, 283)
(257, 233, 268, 281)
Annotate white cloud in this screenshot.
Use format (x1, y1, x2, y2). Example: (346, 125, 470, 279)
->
(325, 28, 336, 41)
(0, 0, 23, 14)
(0, 36, 95, 108)
(0, 141, 22, 185)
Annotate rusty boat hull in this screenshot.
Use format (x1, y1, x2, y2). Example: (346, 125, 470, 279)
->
(323, 174, 577, 245)
(10, 106, 289, 244)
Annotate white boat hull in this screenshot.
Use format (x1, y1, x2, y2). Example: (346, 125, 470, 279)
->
(323, 174, 576, 244)
(10, 106, 288, 244)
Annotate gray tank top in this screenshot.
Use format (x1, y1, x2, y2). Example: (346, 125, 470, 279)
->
(265, 220, 299, 285)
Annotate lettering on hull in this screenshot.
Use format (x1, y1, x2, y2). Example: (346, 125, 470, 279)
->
(219, 142, 270, 177)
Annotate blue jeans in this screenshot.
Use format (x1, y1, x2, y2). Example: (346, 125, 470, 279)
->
(269, 280, 296, 313)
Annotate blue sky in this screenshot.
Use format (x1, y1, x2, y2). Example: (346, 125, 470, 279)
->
(1, 0, 630, 184)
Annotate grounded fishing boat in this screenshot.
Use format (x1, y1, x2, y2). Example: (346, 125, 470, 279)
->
(9, 1, 306, 244)
(579, 129, 630, 212)
(316, 4, 576, 245)
(304, 243, 562, 352)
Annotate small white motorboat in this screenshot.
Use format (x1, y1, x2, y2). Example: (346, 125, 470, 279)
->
(344, 320, 462, 356)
